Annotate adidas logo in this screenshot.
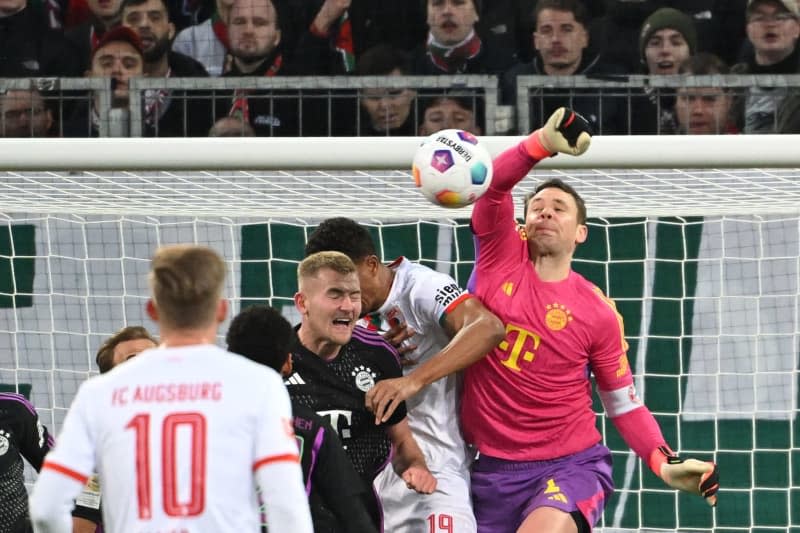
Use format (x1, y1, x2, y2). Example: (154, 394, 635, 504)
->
(285, 373, 305, 385)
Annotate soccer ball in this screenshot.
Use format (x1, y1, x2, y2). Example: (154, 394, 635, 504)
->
(411, 129, 493, 208)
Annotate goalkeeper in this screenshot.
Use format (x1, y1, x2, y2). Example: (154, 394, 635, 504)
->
(462, 107, 719, 533)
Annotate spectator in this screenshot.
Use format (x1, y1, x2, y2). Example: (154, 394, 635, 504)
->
(734, 0, 800, 133)
(221, 0, 328, 135)
(226, 305, 378, 533)
(674, 53, 738, 135)
(630, 7, 697, 134)
(355, 45, 418, 136)
(0, 88, 54, 137)
(121, 0, 214, 136)
(410, 0, 515, 75)
(208, 115, 255, 135)
(72, 325, 158, 533)
(65, 0, 124, 73)
(62, 26, 145, 137)
(591, 1, 739, 72)
(0, 392, 54, 533)
(172, 0, 233, 76)
(503, 0, 628, 134)
(0, 0, 82, 76)
(418, 94, 484, 135)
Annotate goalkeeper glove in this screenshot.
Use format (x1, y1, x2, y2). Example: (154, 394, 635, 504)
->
(524, 107, 593, 159)
(652, 446, 719, 507)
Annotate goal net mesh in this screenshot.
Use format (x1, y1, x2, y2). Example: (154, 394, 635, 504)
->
(1, 168, 798, 532)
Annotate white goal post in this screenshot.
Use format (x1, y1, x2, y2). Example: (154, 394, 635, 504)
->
(0, 135, 798, 532)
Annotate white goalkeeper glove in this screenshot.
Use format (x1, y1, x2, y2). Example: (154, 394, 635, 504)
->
(653, 446, 719, 507)
(526, 107, 593, 159)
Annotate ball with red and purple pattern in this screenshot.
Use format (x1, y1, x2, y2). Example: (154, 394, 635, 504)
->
(412, 129, 493, 208)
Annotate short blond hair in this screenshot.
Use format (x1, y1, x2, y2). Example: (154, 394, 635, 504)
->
(149, 245, 226, 329)
(297, 251, 357, 287)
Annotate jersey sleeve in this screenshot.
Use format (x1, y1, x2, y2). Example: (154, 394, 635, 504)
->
(253, 369, 302, 468)
(377, 347, 407, 427)
(40, 381, 97, 483)
(471, 143, 538, 275)
(253, 369, 313, 533)
(586, 286, 634, 391)
(5, 393, 53, 471)
(408, 269, 470, 327)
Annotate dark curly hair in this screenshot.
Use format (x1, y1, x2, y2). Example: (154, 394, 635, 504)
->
(226, 305, 296, 373)
(304, 217, 377, 261)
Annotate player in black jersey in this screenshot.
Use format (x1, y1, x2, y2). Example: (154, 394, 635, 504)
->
(288, 251, 437, 528)
(226, 304, 377, 533)
(0, 392, 53, 533)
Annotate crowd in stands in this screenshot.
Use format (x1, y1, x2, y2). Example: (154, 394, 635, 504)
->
(2, 0, 800, 137)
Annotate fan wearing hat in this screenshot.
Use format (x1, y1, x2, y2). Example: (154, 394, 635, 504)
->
(629, 7, 696, 134)
(62, 26, 144, 136)
(744, 0, 800, 67)
(639, 7, 697, 75)
(88, 26, 144, 109)
(736, 0, 800, 132)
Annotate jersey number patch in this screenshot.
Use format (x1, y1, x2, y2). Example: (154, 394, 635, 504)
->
(427, 513, 453, 532)
(126, 412, 207, 519)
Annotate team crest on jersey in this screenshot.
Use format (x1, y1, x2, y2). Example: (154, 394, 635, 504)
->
(351, 365, 377, 392)
(37, 420, 45, 448)
(545, 303, 572, 331)
(0, 429, 9, 456)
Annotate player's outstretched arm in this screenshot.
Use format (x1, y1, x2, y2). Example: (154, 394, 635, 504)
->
(386, 419, 437, 494)
(472, 107, 592, 237)
(602, 390, 719, 507)
(366, 297, 504, 424)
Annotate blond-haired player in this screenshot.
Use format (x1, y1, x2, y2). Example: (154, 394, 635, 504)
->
(30, 244, 312, 533)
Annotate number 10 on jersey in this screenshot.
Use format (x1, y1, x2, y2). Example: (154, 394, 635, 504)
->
(126, 412, 208, 519)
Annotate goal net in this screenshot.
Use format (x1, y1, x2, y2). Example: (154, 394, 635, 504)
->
(1, 136, 798, 532)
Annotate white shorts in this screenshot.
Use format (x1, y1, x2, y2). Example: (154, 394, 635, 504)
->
(374, 465, 477, 533)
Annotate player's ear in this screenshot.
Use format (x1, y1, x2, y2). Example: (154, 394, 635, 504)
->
(216, 299, 228, 323)
(280, 353, 293, 376)
(146, 299, 158, 321)
(294, 291, 307, 314)
(366, 255, 381, 274)
(576, 223, 588, 244)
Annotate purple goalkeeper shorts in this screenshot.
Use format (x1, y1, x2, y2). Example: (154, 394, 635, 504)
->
(470, 443, 614, 533)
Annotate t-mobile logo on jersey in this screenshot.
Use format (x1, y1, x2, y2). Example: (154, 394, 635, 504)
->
(317, 409, 353, 441)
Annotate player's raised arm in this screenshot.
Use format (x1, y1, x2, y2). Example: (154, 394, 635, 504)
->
(472, 107, 593, 240)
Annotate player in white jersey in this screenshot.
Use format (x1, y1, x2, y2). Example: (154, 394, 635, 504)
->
(29, 244, 313, 533)
(305, 218, 505, 532)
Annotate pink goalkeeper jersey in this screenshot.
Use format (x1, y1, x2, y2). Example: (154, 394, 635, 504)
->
(462, 143, 634, 461)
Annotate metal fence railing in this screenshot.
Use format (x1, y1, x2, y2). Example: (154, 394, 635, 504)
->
(515, 74, 800, 134)
(3, 74, 800, 137)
